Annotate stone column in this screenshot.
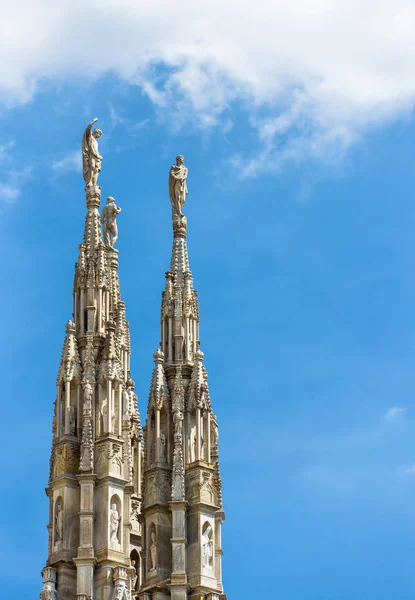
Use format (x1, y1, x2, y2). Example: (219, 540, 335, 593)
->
(195, 408, 201, 461)
(74, 474, 97, 600)
(64, 380, 71, 435)
(206, 411, 211, 463)
(168, 501, 188, 600)
(155, 409, 161, 463)
(107, 380, 112, 433)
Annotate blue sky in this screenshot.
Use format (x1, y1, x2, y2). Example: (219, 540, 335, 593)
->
(2, 2, 415, 598)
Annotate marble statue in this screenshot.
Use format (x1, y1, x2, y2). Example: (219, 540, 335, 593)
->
(114, 584, 124, 600)
(150, 532, 157, 570)
(55, 503, 63, 542)
(83, 382, 93, 413)
(160, 431, 166, 462)
(40, 584, 53, 600)
(102, 196, 122, 247)
(110, 503, 121, 542)
(82, 118, 102, 187)
(168, 155, 188, 218)
(202, 524, 213, 567)
(131, 559, 138, 592)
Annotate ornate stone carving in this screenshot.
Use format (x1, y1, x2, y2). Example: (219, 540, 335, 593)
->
(52, 442, 80, 478)
(95, 442, 122, 476)
(79, 418, 93, 472)
(171, 366, 185, 500)
(102, 196, 121, 248)
(82, 118, 102, 187)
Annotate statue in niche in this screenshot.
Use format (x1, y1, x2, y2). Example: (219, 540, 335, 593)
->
(110, 503, 121, 542)
(150, 532, 157, 570)
(173, 409, 184, 436)
(188, 428, 197, 463)
(55, 503, 63, 543)
(168, 155, 188, 219)
(123, 388, 130, 417)
(131, 559, 138, 592)
(82, 117, 102, 187)
(101, 196, 122, 248)
(101, 398, 115, 433)
(202, 524, 213, 568)
(40, 584, 53, 600)
(83, 382, 93, 414)
(160, 432, 167, 462)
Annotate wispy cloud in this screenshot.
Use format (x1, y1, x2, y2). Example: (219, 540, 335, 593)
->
(0, 166, 32, 211)
(109, 103, 127, 129)
(52, 150, 81, 173)
(0, 183, 19, 204)
(383, 406, 406, 421)
(0, 140, 15, 162)
(397, 465, 415, 476)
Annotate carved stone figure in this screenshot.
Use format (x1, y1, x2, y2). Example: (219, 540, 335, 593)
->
(113, 584, 124, 600)
(101, 398, 115, 433)
(202, 524, 213, 567)
(160, 431, 166, 462)
(150, 532, 157, 570)
(82, 118, 102, 187)
(83, 382, 93, 414)
(131, 559, 138, 592)
(102, 197, 122, 247)
(110, 503, 121, 542)
(40, 584, 53, 600)
(168, 155, 188, 218)
(55, 503, 63, 542)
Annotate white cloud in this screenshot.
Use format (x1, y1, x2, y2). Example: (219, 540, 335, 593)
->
(397, 465, 415, 476)
(0, 183, 20, 204)
(0, 166, 32, 210)
(1, 1, 415, 171)
(383, 406, 406, 421)
(52, 150, 82, 173)
(0, 140, 15, 162)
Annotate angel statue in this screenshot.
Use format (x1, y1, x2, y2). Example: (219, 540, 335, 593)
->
(168, 155, 188, 219)
(82, 117, 103, 187)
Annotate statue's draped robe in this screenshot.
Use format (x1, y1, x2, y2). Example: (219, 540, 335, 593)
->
(169, 164, 188, 217)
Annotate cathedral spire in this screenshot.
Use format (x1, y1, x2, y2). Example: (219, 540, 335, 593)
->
(41, 120, 143, 600)
(140, 157, 226, 600)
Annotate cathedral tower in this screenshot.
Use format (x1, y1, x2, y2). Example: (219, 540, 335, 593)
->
(40, 119, 143, 600)
(138, 157, 226, 600)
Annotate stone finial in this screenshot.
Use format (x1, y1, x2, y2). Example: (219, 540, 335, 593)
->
(153, 348, 164, 363)
(65, 320, 76, 335)
(82, 118, 102, 188)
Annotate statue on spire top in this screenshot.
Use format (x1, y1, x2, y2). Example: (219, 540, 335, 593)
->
(169, 155, 188, 219)
(82, 118, 102, 187)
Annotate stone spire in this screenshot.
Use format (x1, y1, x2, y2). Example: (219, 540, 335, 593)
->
(140, 158, 226, 600)
(41, 121, 143, 600)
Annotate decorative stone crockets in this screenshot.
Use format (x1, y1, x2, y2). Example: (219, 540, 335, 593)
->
(41, 127, 143, 600)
